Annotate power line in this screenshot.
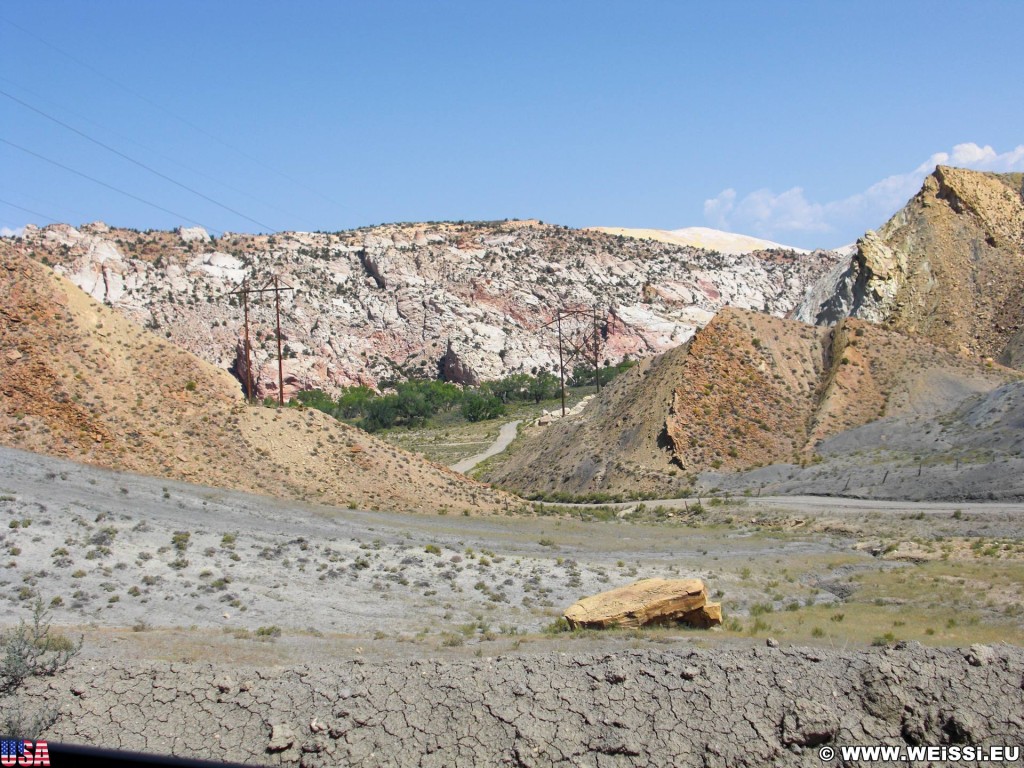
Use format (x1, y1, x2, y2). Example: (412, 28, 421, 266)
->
(0, 198, 61, 225)
(0, 76, 321, 231)
(0, 16, 349, 217)
(1, 138, 219, 233)
(1, 88, 277, 232)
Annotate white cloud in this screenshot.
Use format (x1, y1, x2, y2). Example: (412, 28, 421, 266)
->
(703, 143, 1024, 247)
(1, 226, 25, 238)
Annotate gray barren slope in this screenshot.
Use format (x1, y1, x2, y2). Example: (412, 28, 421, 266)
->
(32, 644, 1024, 767)
(3, 447, 1023, 766)
(702, 380, 1024, 501)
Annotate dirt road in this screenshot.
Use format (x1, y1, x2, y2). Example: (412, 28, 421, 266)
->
(449, 419, 522, 473)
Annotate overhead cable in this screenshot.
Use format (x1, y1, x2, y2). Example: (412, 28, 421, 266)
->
(1, 88, 277, 232)
(0, 197, 61, 224)
(0, 76, 319, 230)
(1, 138, 219, 233)
(0, 16, 348, 216)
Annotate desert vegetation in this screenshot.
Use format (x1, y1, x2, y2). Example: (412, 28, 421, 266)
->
(283, 362, 635, 433)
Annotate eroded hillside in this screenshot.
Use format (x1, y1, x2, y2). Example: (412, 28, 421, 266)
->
(0, 246, 516, 514)
(6, 219, 841, 397)
(485, 307, 1020, 497)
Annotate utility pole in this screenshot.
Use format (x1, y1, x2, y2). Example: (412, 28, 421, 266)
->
(543, 306, 604, 417)
(226, 275, 294, 404)
(242, 285, 253, 401)
(228, 282, 255, 401)
(274, 275, 285, 405)
(556, 310, 566, 416)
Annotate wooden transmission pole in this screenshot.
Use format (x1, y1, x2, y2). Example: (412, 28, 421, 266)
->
(227, 275, 294, 404)
(543, 307, 604, 416)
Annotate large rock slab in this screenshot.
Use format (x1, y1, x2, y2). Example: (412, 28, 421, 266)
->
(564, 577, 722, 630)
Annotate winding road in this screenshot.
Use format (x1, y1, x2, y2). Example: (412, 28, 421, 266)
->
(449, 419, 521, 474)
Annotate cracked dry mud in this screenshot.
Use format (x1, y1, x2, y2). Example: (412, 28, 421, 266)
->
(30, 644, 1024, 767)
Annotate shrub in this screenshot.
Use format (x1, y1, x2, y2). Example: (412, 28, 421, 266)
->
(1, 598, 82, 737)
(255, 625, 281, 641)
(543, 617, 571, 635)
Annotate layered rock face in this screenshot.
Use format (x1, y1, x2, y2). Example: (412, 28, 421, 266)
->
(7, 220, 842, 395)
(795, 167, 1024, 367)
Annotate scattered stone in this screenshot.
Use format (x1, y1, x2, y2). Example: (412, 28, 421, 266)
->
(604, 665, 628, 684)
(267, 723, 295, 752)
(213, 676, 233, 693)
(766, 637, 779, 648)
(966, 644, 994, 667)
(781, 699, 840, 747)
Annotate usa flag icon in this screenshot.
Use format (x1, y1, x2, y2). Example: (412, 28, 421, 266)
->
(0, 739, 49, 766)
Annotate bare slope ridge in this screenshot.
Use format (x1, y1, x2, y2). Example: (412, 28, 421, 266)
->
(485, 307, 1020, 497)
(5, 219, 841, 396)
(0, 246, 513, 514)
(482, 340, 690, 496)
(796, 167, 1024, 366)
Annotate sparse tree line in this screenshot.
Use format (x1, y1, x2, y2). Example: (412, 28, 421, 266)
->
(282, 361, 635, 432)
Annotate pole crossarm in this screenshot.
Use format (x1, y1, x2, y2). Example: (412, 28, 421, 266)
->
(226, 275, 295, 405)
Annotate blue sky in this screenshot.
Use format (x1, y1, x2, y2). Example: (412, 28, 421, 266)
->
(2, 1, 1022, 249)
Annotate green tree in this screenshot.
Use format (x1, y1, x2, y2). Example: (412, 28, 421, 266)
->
(362, 396, 400, 431)
(491, 373, 533, 403)
(528, 370, 560, 403)
(335, 385, 376, 419)
(461, 392, 505, 422)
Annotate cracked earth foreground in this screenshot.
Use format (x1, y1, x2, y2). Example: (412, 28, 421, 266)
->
(30, 644, 1024, 767)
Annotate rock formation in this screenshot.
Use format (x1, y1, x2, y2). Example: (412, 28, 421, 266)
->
(0, 245, 519, 515)
(795, 167, 1024, 367)
(564, 577, 722, 629)
(439, 339, 480, 385)
(6, 220, 842, 394)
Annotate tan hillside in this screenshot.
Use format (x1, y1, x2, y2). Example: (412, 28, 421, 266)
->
(485, 307, 1020, 497)
(0, 246, 516, 514)
(797, 167, 1024, 366)
(587, 226, 808, 255)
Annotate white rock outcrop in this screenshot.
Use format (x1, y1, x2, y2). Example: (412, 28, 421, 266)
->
(19, 220, 844, 396)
